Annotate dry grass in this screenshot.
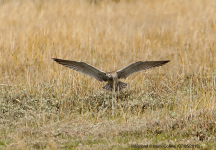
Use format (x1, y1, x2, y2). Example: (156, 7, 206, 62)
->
(0, 0, 216, 149)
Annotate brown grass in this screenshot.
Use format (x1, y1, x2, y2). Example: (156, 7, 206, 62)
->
(0, 0, 216, 149)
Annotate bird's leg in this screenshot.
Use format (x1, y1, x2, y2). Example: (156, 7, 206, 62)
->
(117, 83, 120, 100)
(112, 80, 116, 118)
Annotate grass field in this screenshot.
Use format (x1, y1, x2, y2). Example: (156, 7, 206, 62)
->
(0, 0, 216, 149)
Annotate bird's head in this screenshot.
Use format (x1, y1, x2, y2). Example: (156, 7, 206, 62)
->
(105, 72, 118, 80)
(106, 73, 112, 80)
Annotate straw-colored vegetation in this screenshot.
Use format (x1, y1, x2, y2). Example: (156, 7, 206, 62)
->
(0, 0, 215, 149)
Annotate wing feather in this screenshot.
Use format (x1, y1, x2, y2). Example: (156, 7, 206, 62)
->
(52, 58, 107, 82)
(117, 60, 170, 79)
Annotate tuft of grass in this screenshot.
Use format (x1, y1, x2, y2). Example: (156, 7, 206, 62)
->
(0, 0, 216, 149)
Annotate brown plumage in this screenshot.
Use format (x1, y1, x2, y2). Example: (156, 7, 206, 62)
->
(52, 58, 170, 92)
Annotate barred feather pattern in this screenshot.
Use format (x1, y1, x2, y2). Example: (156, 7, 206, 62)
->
(52, 58, 107, 82)
(117, 61, 170, 79)
(102, 81, 127, 92)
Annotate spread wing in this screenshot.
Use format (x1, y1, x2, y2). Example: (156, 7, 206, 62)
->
(117, 60, 170, 79)
(52, 58, 107, 82)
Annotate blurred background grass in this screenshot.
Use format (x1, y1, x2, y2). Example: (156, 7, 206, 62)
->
(0, 0, 215, 149)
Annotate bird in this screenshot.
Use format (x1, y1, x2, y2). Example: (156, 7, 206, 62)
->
(52, 58, 170, 93)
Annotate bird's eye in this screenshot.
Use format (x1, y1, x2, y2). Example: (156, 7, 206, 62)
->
(105, 75, 110, 80)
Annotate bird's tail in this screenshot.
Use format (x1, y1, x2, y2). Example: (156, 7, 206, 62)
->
(102, 83, 112, 91)
(102, 81, 127, 92)
(118, 81, 127, 91)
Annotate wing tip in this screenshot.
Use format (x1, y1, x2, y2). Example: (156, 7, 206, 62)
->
(137, 60, 170, 64)
(155, 60, 170, 67)
(164, 60, 170, 64)
(52, 58, 64, 63)
(52, 58, 58, 61)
